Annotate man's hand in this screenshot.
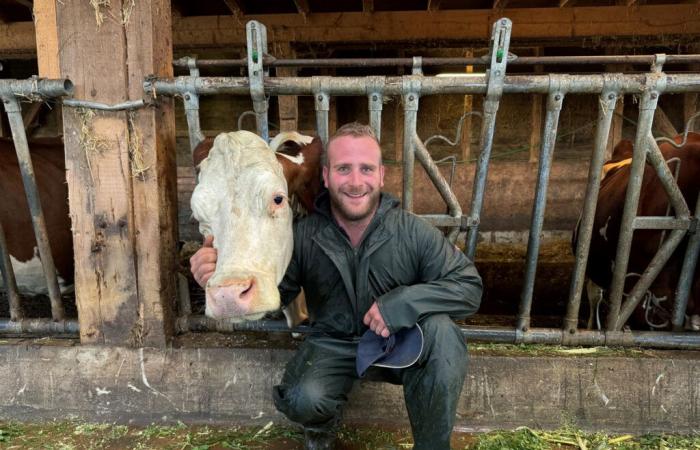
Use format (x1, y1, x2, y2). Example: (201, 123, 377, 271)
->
(190, 235, 217, 288)
(363, 302, 390, 338)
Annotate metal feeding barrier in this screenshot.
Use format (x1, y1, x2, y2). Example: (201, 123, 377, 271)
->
(145, 17, 700, 349)
(2, 18, 700, 348)
(0, 77, 78, 335)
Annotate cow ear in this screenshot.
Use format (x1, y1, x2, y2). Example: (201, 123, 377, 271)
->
(192, 138, 215, 170)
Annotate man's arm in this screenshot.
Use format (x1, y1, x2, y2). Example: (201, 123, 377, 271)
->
(375, 218, 483, 334)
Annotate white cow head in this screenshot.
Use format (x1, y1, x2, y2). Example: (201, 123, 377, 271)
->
(191, 131, 293, 321)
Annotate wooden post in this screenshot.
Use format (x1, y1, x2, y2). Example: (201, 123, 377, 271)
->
(275, 42, 299, 132)
(38, 0, 177, 346)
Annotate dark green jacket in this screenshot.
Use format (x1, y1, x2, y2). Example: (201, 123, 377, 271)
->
(280, 191, 482, 336)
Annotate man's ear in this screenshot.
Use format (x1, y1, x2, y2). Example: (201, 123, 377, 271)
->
(322, 165, 329, 188)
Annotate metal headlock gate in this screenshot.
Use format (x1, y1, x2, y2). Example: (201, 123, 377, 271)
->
(2, 18, 700, 349)
(0, 78, 78, 335)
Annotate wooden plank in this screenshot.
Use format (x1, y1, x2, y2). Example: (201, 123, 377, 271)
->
(55, 0, 174, 346)
(33, 0, 60, 78)
(6, 5, 700, 55)
(125, 0, 178, 347)
(653, 106, 679, 138)
(274, 43, 299, 132)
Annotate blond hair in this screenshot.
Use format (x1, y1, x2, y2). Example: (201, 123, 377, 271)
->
(324, 122, 381, 166)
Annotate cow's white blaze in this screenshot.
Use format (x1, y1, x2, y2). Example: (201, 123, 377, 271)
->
(0, 249, 72, 296)
(191, 131, 293, 321)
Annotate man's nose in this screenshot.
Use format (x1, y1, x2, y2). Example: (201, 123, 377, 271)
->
(348, 168, 362, 185)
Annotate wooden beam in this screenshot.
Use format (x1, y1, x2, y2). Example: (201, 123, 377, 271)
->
(427, 0, 441, 11)
(362, 0, 373, 13)
(54, 0, 176, 346)
(293, 0, 311, 16)
(33, 0, 60, 78)
(5, 5, 700, 55)
(275, 43, 299, 131)
(653, 106, 679, 138)
(222, 0, 245, 15)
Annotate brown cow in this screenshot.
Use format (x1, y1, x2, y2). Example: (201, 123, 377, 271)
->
(578, 133, 700, 330)
(0, 138, 73, 296)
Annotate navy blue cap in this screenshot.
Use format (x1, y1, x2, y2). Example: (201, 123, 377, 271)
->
(356, 324, 424, 377)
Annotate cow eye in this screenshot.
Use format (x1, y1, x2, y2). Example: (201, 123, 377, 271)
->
(273, 195, 285, 205)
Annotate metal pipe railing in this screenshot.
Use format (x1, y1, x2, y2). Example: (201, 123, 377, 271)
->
(0, 220, 23, 320)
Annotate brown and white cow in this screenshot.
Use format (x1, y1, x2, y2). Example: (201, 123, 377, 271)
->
(576, 132, 700, 330)
(0, 137, 73, 296)
(190, 130, 322, 323)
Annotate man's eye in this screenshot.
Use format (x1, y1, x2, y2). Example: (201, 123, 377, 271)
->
(337, 167, 349, 174)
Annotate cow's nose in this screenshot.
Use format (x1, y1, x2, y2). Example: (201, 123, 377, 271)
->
(208, 278, 256, 315)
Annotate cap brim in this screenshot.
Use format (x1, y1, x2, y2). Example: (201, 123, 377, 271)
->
(356, 324, 424, 377)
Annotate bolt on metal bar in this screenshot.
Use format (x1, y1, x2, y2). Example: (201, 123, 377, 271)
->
(517, 85, 566, 332)
(402, 78, 421, 212)
(0, 219, 23, 320)
(413, 134, 462, 223)
(564, 84, 620, 334)
(183, 91, 205, 152)
(672, 194, 700, 331)
(313, 77, 330, 146)
(172, 54, 700, 70)
(2, 96, 64, 321)
(367, 76, 385, 142)
(246, 21, 270, 142)
(464, 18, 511, 260)
(605, 79, 663, 331)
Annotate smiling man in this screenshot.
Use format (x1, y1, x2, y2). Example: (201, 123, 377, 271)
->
(191, 122, 482, 449)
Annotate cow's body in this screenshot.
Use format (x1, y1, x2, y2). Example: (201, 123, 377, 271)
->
(578, 133, 700, 329)
(191, 131, 322, 323)
(0, 138, 73, 296)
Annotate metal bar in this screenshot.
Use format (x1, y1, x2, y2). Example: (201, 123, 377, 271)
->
(0, 219, 23, 320)
(0, 78, 73, 99)
(367, 76, 385, 142)
(145, 73, 700, 97)
(401, 78, 421, 212)
(246, 21, 270, 142)
(172, 54, 700, 70)
(313, 79, 330, 146)
(417, 214, 462, 227)
(672, 194, 700, 330)
(0, 319, 79, 335)
(63, 99, 147, 111)
(616, 228, 687, 329)
(644, 134, 691, 218)
(413, 134, 462, 219)
(632, 217, 692, 230)
(606, 78, 663, 330)
(464, 18, 511, 259)
(176, 317, 700, 349)
(564, 83, 619, 333)
(2, 96, 65, 321)
(517, 85, 566, 331)
(183, 92, 205, 152)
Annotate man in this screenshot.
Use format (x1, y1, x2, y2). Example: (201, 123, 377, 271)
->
(191, 122, 482, 449)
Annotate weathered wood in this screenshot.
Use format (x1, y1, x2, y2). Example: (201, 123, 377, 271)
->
(275, 43, 299, 132)
(5, 5, 700, 56)
(125, 0, 178, 347)
(51, 0, 175, 346)
(653, 106, 679, 138)
(33, 1, 60, 78)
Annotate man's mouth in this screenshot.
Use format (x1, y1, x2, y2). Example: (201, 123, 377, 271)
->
(344, 192, 367, 199)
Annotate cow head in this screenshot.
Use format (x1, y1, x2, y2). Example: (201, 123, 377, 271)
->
(190, 131, 321, 321)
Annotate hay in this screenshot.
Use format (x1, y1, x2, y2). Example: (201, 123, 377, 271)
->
(89, 0, 111, 27)
(121, 0, 135, 26)
(76, 107, 109, 183)
(127, 111, 150, 180)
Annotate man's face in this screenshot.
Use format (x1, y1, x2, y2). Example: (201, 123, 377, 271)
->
(322, 135, 385, 223)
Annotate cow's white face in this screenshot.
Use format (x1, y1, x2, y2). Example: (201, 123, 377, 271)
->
(191, 131, 293, 321)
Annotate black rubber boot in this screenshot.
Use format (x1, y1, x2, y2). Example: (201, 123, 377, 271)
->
(303, 428, 337, 450)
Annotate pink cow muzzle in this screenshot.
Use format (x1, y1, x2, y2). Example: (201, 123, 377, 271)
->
(205, 277, 258, 319)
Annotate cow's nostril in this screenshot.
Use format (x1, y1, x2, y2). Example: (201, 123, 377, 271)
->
(240, 279, 254, 297)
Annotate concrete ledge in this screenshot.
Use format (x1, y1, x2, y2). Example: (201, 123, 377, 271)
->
(0, 342, 699, 433)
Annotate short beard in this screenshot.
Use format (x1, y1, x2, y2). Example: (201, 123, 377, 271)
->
(330, 189, 381, 223)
